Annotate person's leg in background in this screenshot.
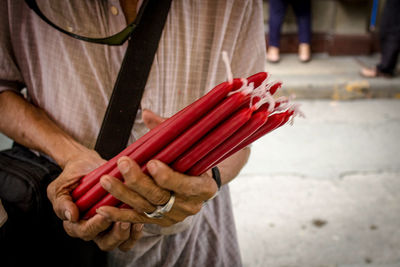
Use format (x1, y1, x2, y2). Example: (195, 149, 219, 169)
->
(268, 0, 288, 63)
(290, 0, 312, 62)
(377, 35, 400, 76)
(376, 0, 400, 76)
(361, 0, 400, 77)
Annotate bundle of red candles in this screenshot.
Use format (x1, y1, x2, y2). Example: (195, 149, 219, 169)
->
(72, 67, 302, 220)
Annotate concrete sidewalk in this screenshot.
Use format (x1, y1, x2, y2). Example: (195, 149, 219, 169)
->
(267, 54, 400, 100)
(231, 99, 400, 267)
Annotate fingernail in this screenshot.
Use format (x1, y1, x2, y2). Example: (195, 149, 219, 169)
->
(147, 160, 157, 174)
(121, 222, 131, 230)
(118, 159, 130, 174)
(100, 177, 111, 191)
(134, 223, 144, 231)
(64, 210, 71, 221)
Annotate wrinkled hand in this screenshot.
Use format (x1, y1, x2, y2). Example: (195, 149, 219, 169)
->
(47, 150, 143, 251)
(94, 108, 217, 226)
(96, 157, 218, 227)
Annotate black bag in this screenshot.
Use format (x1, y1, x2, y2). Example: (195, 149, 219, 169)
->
(0, 143, 105, 267)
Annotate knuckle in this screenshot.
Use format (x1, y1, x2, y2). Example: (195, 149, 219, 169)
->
(47, 181, 62, 205)
(150, 189, 170, 205)
(187, 187, 197, 197)
(124, 192, 139, 206)
(126, 196, 143, 212)
(204, 189, 216, 200)
(106, 179, 123, 196)
(115, 226, 129, 240)
(123, 210, 139, 223)
(63, 222, 77, 238)
(182, 185, 197, 197)
(181, 202, 202, 216)
(157, 171, 170, 185)
(203, 179, 218, 199)
(81, 224, 97, 240)
(46, 182, 54, 200)
(193, 203, 203, 214)
(188, 203, 202, 216)
(125, 173, 139, 188)
(112, 233, 123, 242)
(182, 181, 200, 198)
(78, 228, 93, 241)
(135, 202, 154, 214)
(123, 194, 152, 214)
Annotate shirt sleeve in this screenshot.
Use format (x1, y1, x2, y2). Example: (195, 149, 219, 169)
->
(230, 0, 267, 78)
(0, 1, 25, 94)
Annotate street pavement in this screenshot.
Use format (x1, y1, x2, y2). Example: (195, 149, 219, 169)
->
(231, 99, 400, 267)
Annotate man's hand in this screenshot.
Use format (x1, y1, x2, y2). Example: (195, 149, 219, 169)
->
(95, 157, 218, 226)
(47, 150, 143, 251)
(94, 109, 217, 226)
(93, 108, 250, 226)
(0, 91, 144, 251)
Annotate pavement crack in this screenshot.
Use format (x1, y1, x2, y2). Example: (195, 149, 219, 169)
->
(239, 169, 400, 181)
(239, 172, 310, 179)
(338, 169, 400, 179)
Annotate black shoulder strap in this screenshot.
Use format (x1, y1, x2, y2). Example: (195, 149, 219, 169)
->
(95, 0, 172, 160)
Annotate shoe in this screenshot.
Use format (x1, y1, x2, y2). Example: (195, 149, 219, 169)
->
(267, 46, 280, 63)
(360, 67, 393, 78)
(298, 43, 311, 63)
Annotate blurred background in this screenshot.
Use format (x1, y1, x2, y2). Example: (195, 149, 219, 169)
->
(1, 0, 399, 266)
(230, 0, 400, 266)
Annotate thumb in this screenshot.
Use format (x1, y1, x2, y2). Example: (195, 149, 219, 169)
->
(142, 109, 167, 130)
(47, 180, 80, 222)
(57, 195, 80, 223)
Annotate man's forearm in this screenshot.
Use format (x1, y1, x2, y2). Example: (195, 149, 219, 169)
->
(217, 147, 251, 185)
(0, 90, 251, 180)
(0, 91, 90, 168)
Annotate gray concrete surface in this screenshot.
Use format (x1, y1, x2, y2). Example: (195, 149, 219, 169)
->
(231, 99, 400, 267)
(267, 54, 400, 100)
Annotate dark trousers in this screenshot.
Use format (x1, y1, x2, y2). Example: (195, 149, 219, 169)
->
(268, 0, 311, 47)
(377, 0, 400, 75)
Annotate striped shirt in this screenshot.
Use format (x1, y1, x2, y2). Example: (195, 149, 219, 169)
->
(0, 0, 266, 266)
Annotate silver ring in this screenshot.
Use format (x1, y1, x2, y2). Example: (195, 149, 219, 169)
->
(144, 192, 175, 219)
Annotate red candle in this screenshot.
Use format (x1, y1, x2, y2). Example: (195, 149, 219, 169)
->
(187, 110, 269, 176)
(73, 79, 242, 202)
